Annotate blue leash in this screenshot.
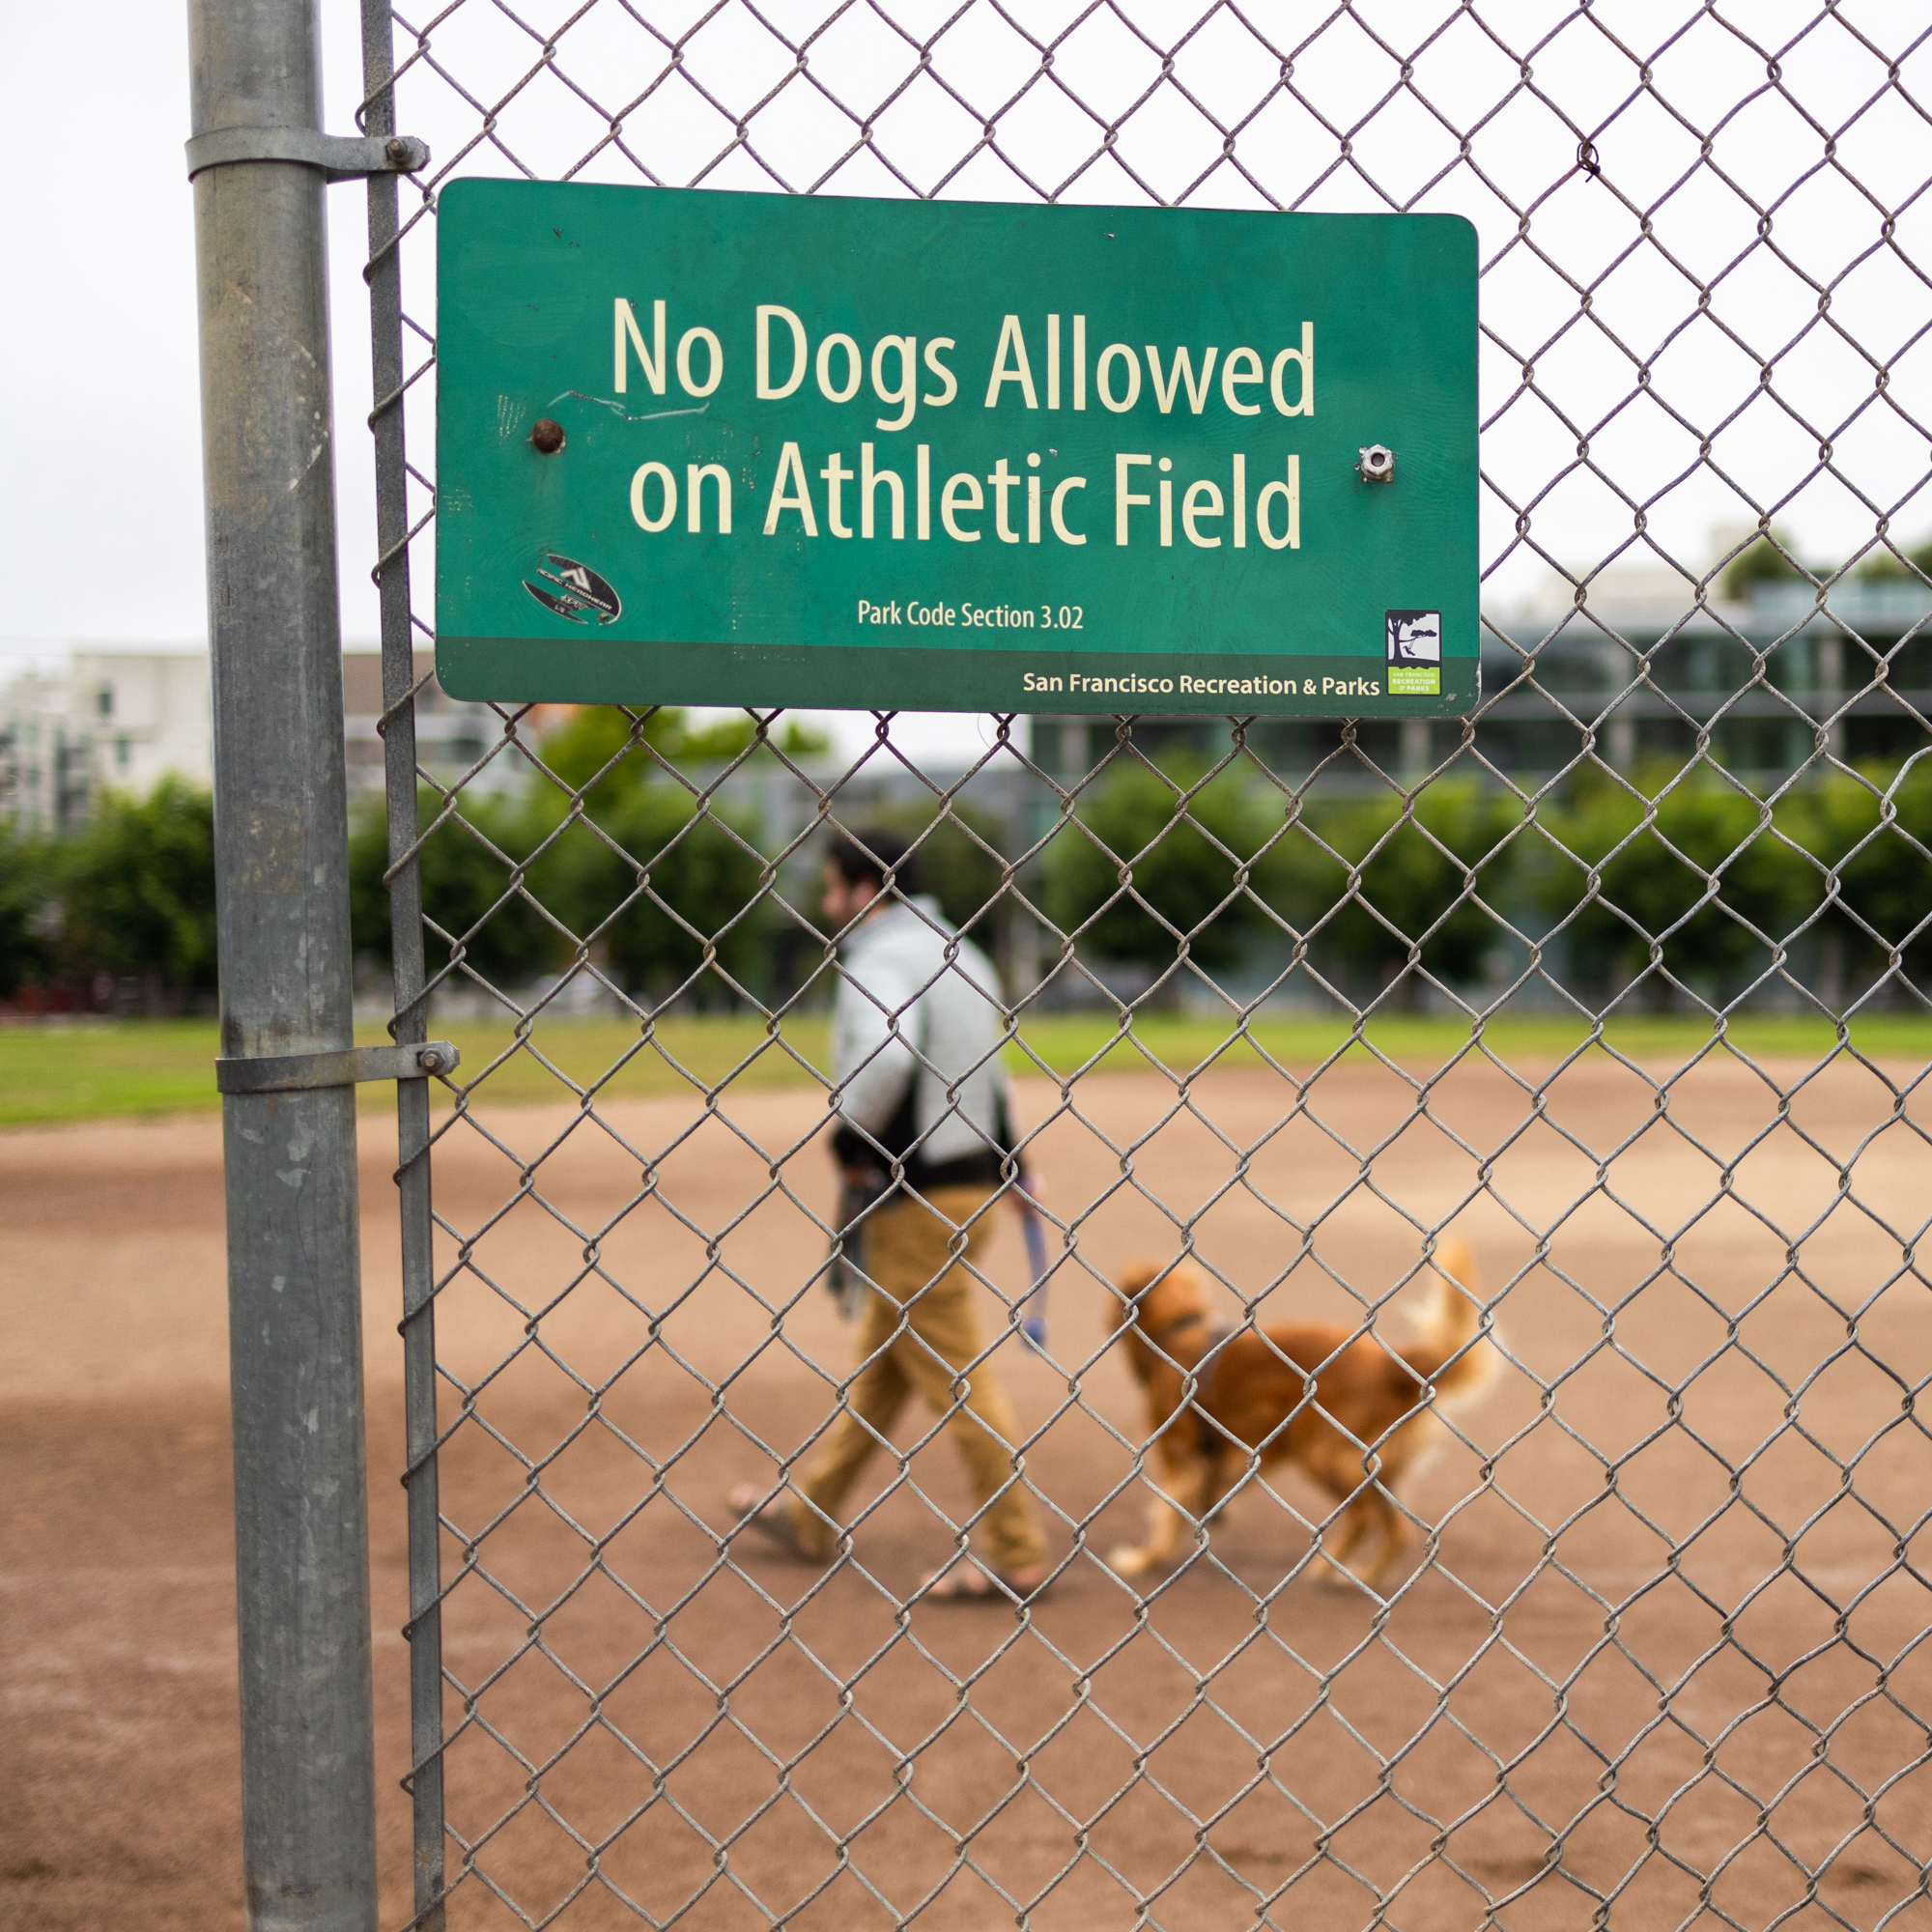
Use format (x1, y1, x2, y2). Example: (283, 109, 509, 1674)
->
(1017, 1177, 1050, 1350)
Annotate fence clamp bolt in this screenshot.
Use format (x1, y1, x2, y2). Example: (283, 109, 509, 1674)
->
(1357, 443, 1396, 483)
(185, 128, 431, 185)
(214, 1041, 460, 1095)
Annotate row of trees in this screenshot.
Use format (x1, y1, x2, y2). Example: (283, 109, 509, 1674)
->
(345, 728, 1932, 1012)
(1720, 526, 1932, 597)
(1046, 759, 1932, 1007)
(8, 724, 1932, 1013)
(0, 779, 218, 1007)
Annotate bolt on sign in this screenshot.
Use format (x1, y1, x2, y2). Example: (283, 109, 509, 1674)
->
(436, 183, 1476, 716)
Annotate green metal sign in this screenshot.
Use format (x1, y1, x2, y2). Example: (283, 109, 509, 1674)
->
(435, 182, 1477, 716)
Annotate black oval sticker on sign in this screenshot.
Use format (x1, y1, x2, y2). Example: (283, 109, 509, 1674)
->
(523, 554, 622, 626)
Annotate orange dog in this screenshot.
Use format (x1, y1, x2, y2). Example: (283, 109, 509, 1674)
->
(1108, 1239, 1494, 1588)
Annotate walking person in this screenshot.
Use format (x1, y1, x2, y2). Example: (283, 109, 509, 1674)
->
(729, 828, 1051, 1601)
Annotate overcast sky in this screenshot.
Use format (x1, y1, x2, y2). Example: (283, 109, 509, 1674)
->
(3, 2, 1924, 762)
(0, 10, 376, 649)
(0, 2, 1010, 762)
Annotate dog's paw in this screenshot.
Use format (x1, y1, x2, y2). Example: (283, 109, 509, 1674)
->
(1107, 1544, 1154, 1578)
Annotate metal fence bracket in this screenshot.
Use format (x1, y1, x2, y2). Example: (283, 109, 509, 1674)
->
(185, 128, 428, 182)
(214, 1040, 459, 1094)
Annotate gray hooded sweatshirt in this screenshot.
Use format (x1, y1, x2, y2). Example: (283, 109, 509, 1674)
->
(829, 895, 1016, 1187)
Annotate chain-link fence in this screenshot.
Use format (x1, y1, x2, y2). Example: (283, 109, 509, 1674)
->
(353, 4, 1932, 1925)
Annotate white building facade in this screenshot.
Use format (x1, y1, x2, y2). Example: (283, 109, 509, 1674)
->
(340, 648, 505, 795)
(0, 650, 213, 834)
(1, 645, 508, 834)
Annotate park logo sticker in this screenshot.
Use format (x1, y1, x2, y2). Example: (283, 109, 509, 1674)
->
(1385, 609, 1440, 696)
(524, 554, 622, 627)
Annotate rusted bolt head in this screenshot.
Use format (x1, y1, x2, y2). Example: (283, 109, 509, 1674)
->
(416, 1044, 450, 1076)
(531, 418, 566, 455)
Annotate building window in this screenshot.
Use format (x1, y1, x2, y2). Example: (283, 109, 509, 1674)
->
(116, 738, 131, 770)
(98, 685, 113, 718)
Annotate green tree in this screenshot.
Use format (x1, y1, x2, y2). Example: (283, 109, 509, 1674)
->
(0, 830, 56, 998)
(531, 706, 686, 819)
(1855, 535, 1932, 582)
(530, 705, 829, 818)
(61, 778, 217, 1004)
(1798, 766, 1932, 998)
(1537, 774, 1816, 1005)
(1043, 759, 1273, 982)
(674, 712, 831, 764)
(348, 788, 560, 988)
(1719, 526, 1807, 601)
(1293, 783, 1520, 1004)
(533, 785, 770, 1005)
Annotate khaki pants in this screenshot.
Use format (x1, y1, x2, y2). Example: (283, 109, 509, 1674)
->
(788, 1183, 1047, 1575)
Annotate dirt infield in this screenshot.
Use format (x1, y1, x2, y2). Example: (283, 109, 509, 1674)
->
(6, 1050, 1932, 1929)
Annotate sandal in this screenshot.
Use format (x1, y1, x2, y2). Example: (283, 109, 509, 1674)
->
(920, 1558, 1052, 1605)
(727, 1483, 815, 1561)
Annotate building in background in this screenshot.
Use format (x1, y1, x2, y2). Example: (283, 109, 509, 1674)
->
(16, 575, 1930, 832)
(1, 646, 509, 833)
(340, 648, 505, 794)
(0, 650, 213, 834)
(1029, 574, 1932, 785)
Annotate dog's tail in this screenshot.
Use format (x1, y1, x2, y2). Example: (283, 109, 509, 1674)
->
(1406, 1236, 1495, 1401)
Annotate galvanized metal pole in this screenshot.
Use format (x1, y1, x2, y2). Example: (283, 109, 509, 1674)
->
(187, 3, 379, 1927)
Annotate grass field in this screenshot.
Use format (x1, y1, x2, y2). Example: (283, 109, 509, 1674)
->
(2, 1007, 1929, 1126)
